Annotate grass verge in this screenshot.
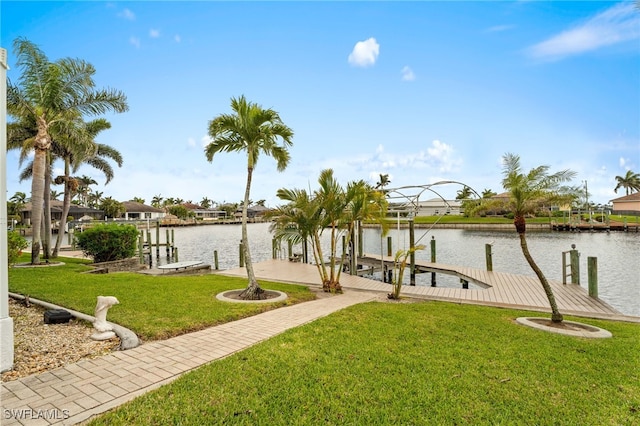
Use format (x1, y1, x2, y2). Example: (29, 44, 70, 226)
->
(8, 256, 315, 341)
(88, 301, 639, 425)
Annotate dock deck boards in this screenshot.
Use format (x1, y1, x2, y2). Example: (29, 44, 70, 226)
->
(220, 257, 638, 322)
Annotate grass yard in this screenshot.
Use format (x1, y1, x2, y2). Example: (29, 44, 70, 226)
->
(87, 301, 640, 425)
(8, 256, 315, 340)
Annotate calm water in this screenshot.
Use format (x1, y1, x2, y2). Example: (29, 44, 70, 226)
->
(162, 222, 639, 317)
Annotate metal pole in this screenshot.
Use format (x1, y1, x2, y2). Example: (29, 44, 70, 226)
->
(1, 47, 14, 372)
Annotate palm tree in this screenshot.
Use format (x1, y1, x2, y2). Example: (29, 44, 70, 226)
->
(456, 186, 473, 200)
(375, 173, 391, 191)
(482, 188, 497, 198)
(131, 197, 146, 204)
(205, 95, 294, 299)
(272, 169, 387, 293)
(614, 170, 640, 195)
(75, 175, 98, 206)
(49, 117, 120, 257)
(7, 38, 128, 263)
(200, 197, 212, 209)
(151, 194, 164, 208)
(501, 153, 576, 323)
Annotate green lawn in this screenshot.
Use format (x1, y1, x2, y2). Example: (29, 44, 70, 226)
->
(8, 256, 315, 341)
(88, 301, 640, 425)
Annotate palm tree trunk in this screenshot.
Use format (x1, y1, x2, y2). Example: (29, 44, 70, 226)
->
(518, 231, 564, 322)
(53, 162, 72, 257)
(42, 163, 52, 260)
(239, 167, 263, 300)
(30, 148, 46, 264)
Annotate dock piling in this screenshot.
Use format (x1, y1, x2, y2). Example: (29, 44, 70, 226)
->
(588, 256, 598, 298)
(485, 243, 493, 272)
(214, 250, 219, 270)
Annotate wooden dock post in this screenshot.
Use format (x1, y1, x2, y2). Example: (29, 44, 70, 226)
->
(485, 243, 493, 272)
(588, 256, 598, 298)
(430, 236, 436, 287)
(138, 233, 144, 264)
(409, 218, 416, 286)
(171, 229, 175, 257)
(165, 229, 170, 258)
(239, 243, 245, 267)
(358, 221, 363, 258)
(214, 250, 219, 270)
(155, 221, 160, 259)
(387, 236, 392, 257)
(570, 245, 580, 285)
(173, 247, 178, 262)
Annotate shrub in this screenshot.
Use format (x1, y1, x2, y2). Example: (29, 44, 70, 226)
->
(7, 231, 28, 266)
(75, 223, 139, 263)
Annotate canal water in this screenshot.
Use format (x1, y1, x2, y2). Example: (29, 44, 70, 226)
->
(161, 222, 639, 317)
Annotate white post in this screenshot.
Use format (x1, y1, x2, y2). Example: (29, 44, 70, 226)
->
(0, 47, 14, 372)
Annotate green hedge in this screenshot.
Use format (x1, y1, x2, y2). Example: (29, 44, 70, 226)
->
(75, 223, 139, 263)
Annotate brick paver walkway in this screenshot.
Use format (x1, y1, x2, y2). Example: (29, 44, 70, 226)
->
(1, 290, 378, 425)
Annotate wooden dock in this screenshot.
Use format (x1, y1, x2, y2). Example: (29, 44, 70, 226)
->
(220, 258, 638, 323)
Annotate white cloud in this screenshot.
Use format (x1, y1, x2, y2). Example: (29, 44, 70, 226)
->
(119, 8, 135, 21)
(348, 37, 380, 67)
(174, 34, 182, 43)
(401, 66, 415, 81)
(149, 29, 160, 38)
(129, 37, 141, 48)
(528, 2, 640, 61)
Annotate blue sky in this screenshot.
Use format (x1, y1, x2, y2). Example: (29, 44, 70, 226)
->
(2, 1, 639, 207)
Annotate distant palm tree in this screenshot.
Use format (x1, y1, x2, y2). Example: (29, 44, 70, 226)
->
(200, 197, 212, 209)
(75, 175, 98, 206)
(614, 170, 640, 195)
(7, 38, 127, 264)
(151, 194, 164, 208)
(501, 153, 576, 323)
(131, 197, 145, 204)
(456, 186, 473, 200)
(375, 173, 391, 191)
(206, 95, 294, 299)
(482, 188, 497, 198)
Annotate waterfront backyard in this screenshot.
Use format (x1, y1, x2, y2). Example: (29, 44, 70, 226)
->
(4, 256, 640, 425)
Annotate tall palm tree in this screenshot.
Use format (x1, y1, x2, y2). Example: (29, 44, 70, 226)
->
(501, 153, 576, 323)
(205, 95, 294, 299)
(51, 118, 121, 257)
(7, 38, 128, 264)
(200, 197, 212, 209)
(614, 170, 640, 195)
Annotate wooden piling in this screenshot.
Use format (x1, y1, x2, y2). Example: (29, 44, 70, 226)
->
(570, 247, 580, 285)
(387, 236, 392, 257)
(155, 221, 160, 259)
(485, 244, 493, 272)
(430, 236, 436, 287)
(588, 256, 598, 298)
(214, 250, 219, 270)
(409, 219, 415, 286)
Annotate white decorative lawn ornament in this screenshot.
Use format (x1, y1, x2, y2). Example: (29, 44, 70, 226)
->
(91, 296, 120, 341)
